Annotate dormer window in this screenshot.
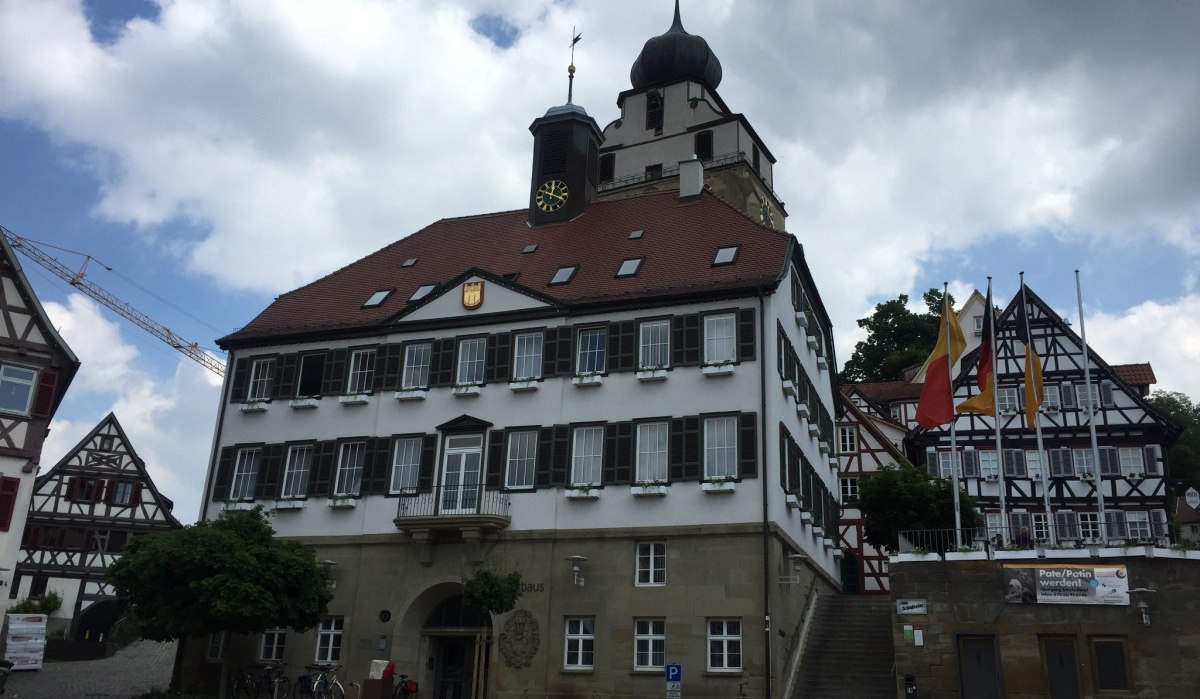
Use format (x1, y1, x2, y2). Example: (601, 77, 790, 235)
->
(402, 258, 417, 267)
(550, 266, 578, 286)
(410, 284, 436, 301)
(616, 258, 643, 278)
(362, 289, 393, 308)
(713, 246, 740, 266)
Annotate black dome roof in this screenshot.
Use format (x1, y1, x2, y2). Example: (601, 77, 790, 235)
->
(629, 1, 722, 90)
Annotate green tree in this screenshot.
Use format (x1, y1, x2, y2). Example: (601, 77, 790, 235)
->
(857, 461, 981, 552)
(1147, 390, 1200, 489)
(839, 288, 954, 384)
(107, 507, 332, 642)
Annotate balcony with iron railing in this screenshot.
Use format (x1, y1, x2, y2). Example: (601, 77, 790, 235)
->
(393, 484, 511, 534)
(891, 523, 1193, 562)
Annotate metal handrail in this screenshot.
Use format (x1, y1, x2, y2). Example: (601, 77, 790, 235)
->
(394, 484, 511, 519)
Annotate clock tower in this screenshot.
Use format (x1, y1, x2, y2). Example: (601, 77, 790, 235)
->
(528, 102, 602, 225)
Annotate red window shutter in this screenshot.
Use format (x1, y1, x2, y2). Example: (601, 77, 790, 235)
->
(131, 484, 143, 506)
(104, 481, 115, 505)
(30, 370, 58, 419)
(93, 480, 106, 504)
(0, 476, 19, 531)
(67, 477, 78, 501)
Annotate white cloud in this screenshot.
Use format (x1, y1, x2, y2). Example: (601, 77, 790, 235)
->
(1086, 295, 1200, 399)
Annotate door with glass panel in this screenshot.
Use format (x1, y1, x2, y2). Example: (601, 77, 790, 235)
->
(440, 435, 483, 514)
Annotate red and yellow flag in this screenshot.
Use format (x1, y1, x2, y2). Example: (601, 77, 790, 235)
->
(1016, 284, 1043, 428)
(957, 284, 995, 415)
(916, 294, 967, 429)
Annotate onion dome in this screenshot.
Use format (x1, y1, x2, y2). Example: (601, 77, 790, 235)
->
(629, 1, 722, 90)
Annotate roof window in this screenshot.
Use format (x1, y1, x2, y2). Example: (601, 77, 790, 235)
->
(410, 284, 437, 301)
(549, 266, 578, 286)
(402, 258, 417, 267)
(628, 229, 644, 240)
(522, 243, 538, 254)
(616, 258, 643, 278)
(362, 289, 393, 308)
(713, 245, 740, 266)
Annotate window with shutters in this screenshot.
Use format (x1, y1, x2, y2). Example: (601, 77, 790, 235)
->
(1025, 450, 1042, 479)
(1076, 382, 1109, 410)
(112, 481, 135, 506)
(296, 353, 326, 397)
(564, 617, 595, 669)
(260, 628, 286, 662)
(334, 442, 365, 496)
(505, 431, 537, 489)
(707, 619, 742, 671)
(230, 449, 260, 500)
(933, 450, 959, 478)
(1048, 449, 1073, 477)
(1118, 448, 1144, 473)
(456, 338, 486, 385)
(997, 387, 1019, 413)
(979, 450, 999, 479)
(1072, 449, 1096, 477)
(512, 333, 543, 381)
(346, 349, 376, 394)
(1125, 512, 1150, 540)
(390, 437, 422, 494)
(246, 358, 274, 401)
(282, 445, 312, 498)
(695, 130, 714, 161)
(576, 328, 607, 374)
(639, 320, 670, 369)
(571, 426, 604, 486)
(838, 426, 858, 454)
(636, 542, 666, 586)
(315, 618, 343, 663)
(704, 314, 736, 364)
(634, 618, 666, 670)
(403, 343, 432, 389)
(1144, 445, 1162, 475)
(0, 476, 19, 531)
(1078, 512, 1101, 540)
(1042, 384, 1061, 409)
(636, 422, 668, 483)
(704, 416, 738, 479)
(0, 364, 37, 415)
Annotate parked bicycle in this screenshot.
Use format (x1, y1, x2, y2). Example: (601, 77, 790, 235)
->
(230, 662, 290, 699)
(294, 663, 345, 699)
(392, 673, 419, 699)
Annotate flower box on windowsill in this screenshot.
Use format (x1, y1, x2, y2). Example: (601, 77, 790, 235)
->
(828, 456, 839, 468)
(822, 536, 835, 549)
(565, 486, 599, 500)
(807, 421, 820, 438)
(794, 311, 809, 329)
(636, 368, 669, 382)
(452, 384, 482, 398)
(806, 336, 819, 351)
(394, 389, 428, 402)
(800, 510, 813, 522)
(818, 440, 831, 455)
(239, 400, 269, 413)
(631, 483, 668, 497)
(701, 480, 736, 493)
(781, 380, 797, 397)
(816, 356, 828, 371)
(289, 397, 319, 410)
(795, 403, 810, 419)
(572, 374, 604, 388)
(702, 363, 735, 377)
(508, 379, 540, 392)
(327, 497, 359, 509)
(338, 393, 370, 405)
(272, 498, 306, 511)
(222, 500, 254, 512)
(786, 493, 805, 510)
(813, 525, 825, 537)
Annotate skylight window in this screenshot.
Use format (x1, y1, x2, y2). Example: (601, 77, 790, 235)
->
(549, 266, 578, 285)
(713, 245, 740, 266)
(628, 229, 644, 240)
(616, 258, 643, 277)
(410, 284, 437, 301)
(522, 243, 538, 254)
(402, 258, 418, 267)
(362, 289, 393, 308)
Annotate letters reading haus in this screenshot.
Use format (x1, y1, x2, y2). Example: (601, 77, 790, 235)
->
(185, 7, 844, 699)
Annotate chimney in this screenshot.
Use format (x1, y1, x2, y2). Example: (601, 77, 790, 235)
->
(679, 156, 703, 201)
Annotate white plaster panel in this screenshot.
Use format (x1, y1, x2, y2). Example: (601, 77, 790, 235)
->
(1, 277, 24, 308)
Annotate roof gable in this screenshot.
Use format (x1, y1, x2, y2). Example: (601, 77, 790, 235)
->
(397, 269, 561, 324)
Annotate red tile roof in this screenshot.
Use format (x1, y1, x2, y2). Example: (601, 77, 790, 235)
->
(221, 190, 791, 345)
(1111, 363, 1156, 387)
(844, 381, 923, 403)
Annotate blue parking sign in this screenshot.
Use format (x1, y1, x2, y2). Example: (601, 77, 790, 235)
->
(666, 664, 682, 682)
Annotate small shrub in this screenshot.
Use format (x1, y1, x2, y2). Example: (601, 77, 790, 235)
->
(9, 590, 63, 614)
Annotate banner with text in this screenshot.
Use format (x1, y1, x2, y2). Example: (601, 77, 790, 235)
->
(1002, 563, 1129, 605)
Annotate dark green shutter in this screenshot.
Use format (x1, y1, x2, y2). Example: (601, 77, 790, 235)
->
(488, 334, 512, 383)
(556, 328, 574, 376)
(737, 309, 756, 362)
(487, 430, 505, 488)
(275, 354, 298, 400)
(778, 424, 789, 490)
(669, 418, 685, 481)
(611, 321, 636, 372)
(213, 447, 235, 500)
(321, 349, 348, 396)
(377, 344, 405, 392)
(255, 443, 285, 499)
(228, 358, 249, 403)
(739, 413, 758, 478)
(535, 427, 555, 487)
(681, 315, 701, 366)
(362, 438, 391, 495)
(542, 329, 561, 378)
(550, 425, 570, 486)
(419, 435, 438, 491)
(308, 441, 337, 497)
(602, 423, 619, 484)
(615, 422, 633, 484)
(430, 339, 456, 387)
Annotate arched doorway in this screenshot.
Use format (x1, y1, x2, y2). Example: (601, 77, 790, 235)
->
(423, 595, 491, 699)
(74, 599, 122, 641)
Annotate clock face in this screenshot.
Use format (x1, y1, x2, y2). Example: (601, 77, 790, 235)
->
(535, 179, 569, 212)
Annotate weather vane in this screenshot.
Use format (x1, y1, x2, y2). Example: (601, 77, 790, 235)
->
(568, 27, 582, 103)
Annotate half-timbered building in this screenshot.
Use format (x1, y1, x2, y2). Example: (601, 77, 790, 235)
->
(0, 233, 79, 595)
(11, 413, 180, 639)
(183, 8, 844, 699)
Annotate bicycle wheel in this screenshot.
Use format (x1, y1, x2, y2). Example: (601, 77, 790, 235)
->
(271, 676, 292, 699)
(312, 678, 330, 699)
(293, 677, 314, 699)
(329, 681, 346, 699)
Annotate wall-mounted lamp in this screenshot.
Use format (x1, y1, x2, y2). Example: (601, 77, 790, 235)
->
(320, 560, 338, 589)
(779, 553, 807, 585)
(1130, 588, 1157, 627)
(566, 555, 588, 588)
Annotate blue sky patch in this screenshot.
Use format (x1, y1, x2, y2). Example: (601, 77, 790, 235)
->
(470, 13, 520, 49)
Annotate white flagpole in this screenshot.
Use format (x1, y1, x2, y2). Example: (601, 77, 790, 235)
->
(986, 278, 1007, 545)
(1075, 270, 1107, 541)
(945, 282, 963, 548)
(1022, 274, 1055, 546)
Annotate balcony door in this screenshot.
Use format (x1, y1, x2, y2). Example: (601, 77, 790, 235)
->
(441, 435, 483, 514)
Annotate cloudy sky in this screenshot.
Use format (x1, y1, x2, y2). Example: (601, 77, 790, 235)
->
(1, 0, 1197, 522)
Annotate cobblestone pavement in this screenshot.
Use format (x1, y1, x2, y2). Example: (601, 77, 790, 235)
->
(5, 639, 177, 699)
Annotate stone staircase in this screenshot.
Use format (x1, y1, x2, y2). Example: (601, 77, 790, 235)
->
(792, 595, 896, 698)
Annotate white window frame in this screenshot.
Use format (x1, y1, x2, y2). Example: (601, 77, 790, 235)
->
(402, 343, 432, 389)
(576, 328, 607, 374)
(1073, 448, 1097, 477)
(230, 448, 261, 500)
(0, 364, 37, 416)
(206, 632, 226, 662)
(456, 337, 486, 385)
(1042, 384, 1061, 409)
(1031, 513, 1050, 542)
(635, 542, 666, 586)
(638, 320, 670, 369)
(997, 387, 1019, 413)
(634, 618, 666, 670)
(505, 431, 537, 490)
(1126, 511, 1151, 540)
(315, 618, 343, 663)
(571, 426, 604, 486)
(1078, 512, 1101, 540)
(246, 358, 274, 401)
(635, 422, 668, 483)
(703, 314, 736, 364)
(564, 617, 595, 670)
(113, 481, 135, 506)
(1118, 448, 1144, 472)
(935, 450, 959, 479)
(295, 352, 325, 398)
(260, 628, 286, 661)
(703, 416, 738, 480)
(1025, 450, 1042, 480)
(979, 450, 999, 479)
(346, 349, 376, 394)
(512, 332, 543, 381)
(707, 619, 742, 672)
(281, 444, 313, 499)
(334, 442, 365, 496)
(840, 477, 858, 502)
(390, 437, 422, 494)
(838, 426, 858, 454)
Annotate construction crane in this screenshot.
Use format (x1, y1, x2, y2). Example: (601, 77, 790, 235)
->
(1, 225, 226, 378)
